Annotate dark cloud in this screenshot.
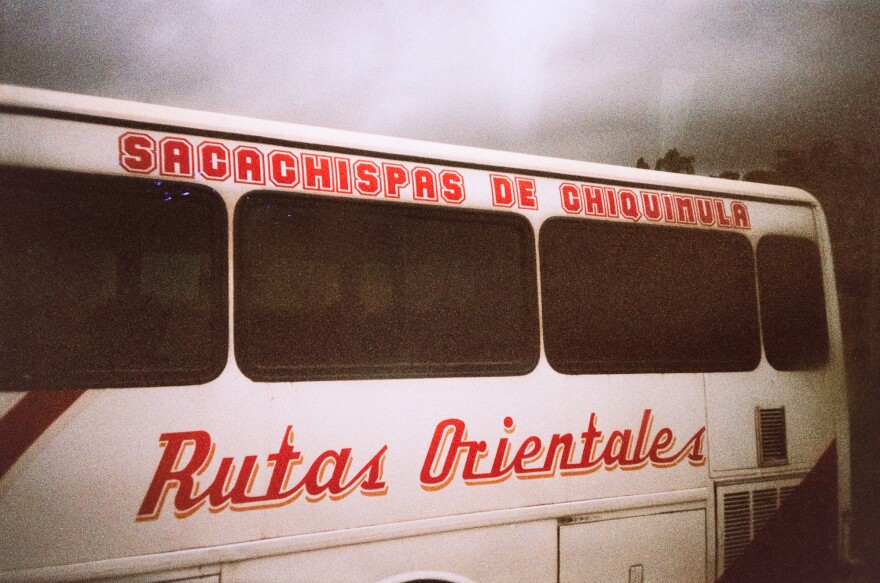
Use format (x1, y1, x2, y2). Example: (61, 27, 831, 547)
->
(1, 1, 877, 174)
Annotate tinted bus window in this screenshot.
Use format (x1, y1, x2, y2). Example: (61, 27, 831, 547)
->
(0, 168, 228, 390)
(757, 235, 829, 370)
(235, 192, 539, 381)
(540, 218, 760, 374)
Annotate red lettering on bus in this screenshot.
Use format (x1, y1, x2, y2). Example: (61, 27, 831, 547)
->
(383, 163, 409, 198)
(516, 177, 538, 210)
(234, 146, 265, 185)
(619, 189, 641, 222)
(303, 154, 333, 191)
(560, 183, 581, 214)
(412, 167, 438, 201)
(137, 426, 388, 520)
(335, 157, 352, 193)
(420, 410, 706, 490)
(583, 186, 606, 216)
(731, 201, 751, 229)
(198, 142, 231, 181)
(354, 160, 381, 196)
(605, 186, 619, 217)
(490, 175, 516, 208)
(119, 132, 156, 174)
(268, 150, 299, 188)
(715, 199, 733, 227)
(695, 197, 716, 226)
(159, 137, 194, 178)
(439, 170, 465, 203)
(675, 195, 696, 224)
(662, 194, 676, 221)
(642, 191, 663, 221)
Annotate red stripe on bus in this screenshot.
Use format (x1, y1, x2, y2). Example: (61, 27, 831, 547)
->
(0, 389, 86, 480)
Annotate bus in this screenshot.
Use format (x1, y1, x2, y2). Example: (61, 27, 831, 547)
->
(0, 84, 852, 582)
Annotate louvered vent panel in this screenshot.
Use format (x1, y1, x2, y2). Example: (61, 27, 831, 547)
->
(717, 478, 802, 576)
(722, 491, 751, 570)
(757, 407, 788, 466)
(752, 489, 777, 534)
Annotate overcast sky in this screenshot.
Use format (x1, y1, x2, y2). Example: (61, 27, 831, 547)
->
(1, 1, 878, 175)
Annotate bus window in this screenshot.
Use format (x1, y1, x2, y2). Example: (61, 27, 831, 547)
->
(539, 218, 760, 374)
(234, 192, 540, 381)
(757, 235, 829, 370)
(0, 168, 228, 390)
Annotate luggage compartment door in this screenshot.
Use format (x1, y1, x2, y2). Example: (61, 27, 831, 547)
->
(559, 510, 706, 583)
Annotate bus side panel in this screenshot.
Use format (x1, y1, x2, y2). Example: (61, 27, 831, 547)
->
(0, 372, 708, 572)
(222, 520, 557, 583)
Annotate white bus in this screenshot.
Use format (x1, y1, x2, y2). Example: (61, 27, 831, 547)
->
(0, 85, 851, 583)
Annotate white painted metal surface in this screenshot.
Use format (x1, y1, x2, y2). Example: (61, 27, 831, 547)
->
(0, 84, 849, 582)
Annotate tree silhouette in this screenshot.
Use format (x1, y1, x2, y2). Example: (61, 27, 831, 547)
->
(654, 148, 695, 174)
(742, 168, 783, 184)
(634, 149, 696, 174)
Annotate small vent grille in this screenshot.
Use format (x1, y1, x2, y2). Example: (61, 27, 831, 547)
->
(756, 407, 788, 466)
(718, 479, 800, 575)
